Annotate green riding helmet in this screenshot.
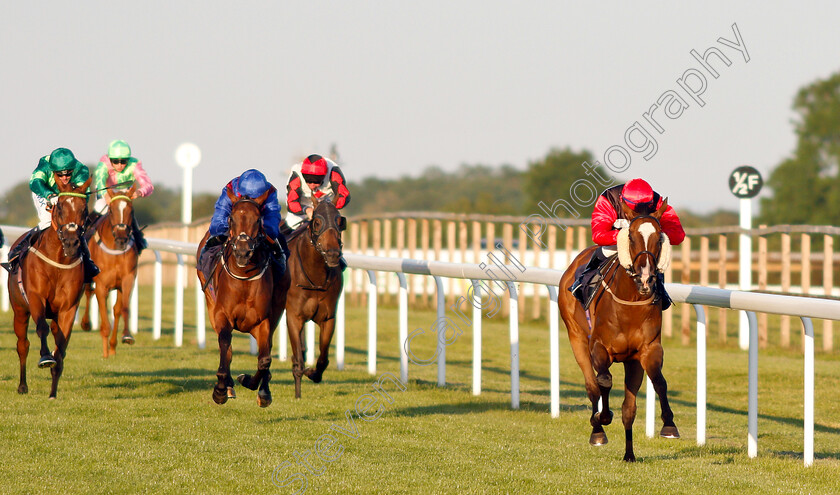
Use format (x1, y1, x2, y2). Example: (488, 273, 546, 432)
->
(108, 140, 131, 159)
(48, 147, 81, 172)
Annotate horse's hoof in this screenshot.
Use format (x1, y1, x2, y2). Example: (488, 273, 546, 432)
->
(48, 395, 56, 400)
(227, 387, 236, 399)
(589, 432, 608, 446)
(17, 384, 28, 394)
(623, 453, 636, 462)
(212, 389, 228, 405)
(594, 410, 613, 426)
(236, 374, 258, 390)
(660, 425, 680, 439)
(80, 321, 91, 332)
(38, 356, 57, 369)
(304, 368, 323, 383)
(122, 335, 135, 345)
(257, 392, 272, 408)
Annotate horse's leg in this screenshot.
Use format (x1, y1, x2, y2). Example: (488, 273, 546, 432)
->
(30, 302, 55, 369)
(621, 360, 645, 462)
(13, 309, 30, 394)
(590, 340, 614, 443)
(94, 283, 112, 358)
(560, 297, 605, 445)
(213, 325, 234, 404)
(304, 318, 335, 383)
(237, 321, 274, 407)
(120, 275, 135, 345)
(641, 343, 680, 439)
(286, 313, 306, 399)
(80, 283, 93, 331)
(108, 289, 122, 356)
(48, 314, 73, 400)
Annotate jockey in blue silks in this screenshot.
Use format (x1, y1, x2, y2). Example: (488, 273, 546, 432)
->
(203, 169, 289, 275)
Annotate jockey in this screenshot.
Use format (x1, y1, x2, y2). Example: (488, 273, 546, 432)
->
(90, 140, 153, 252)
(1, 148, 99, 282)
(570, 178, 685, 310)
(281, 154, 351, 233)
(201, 169, 288, 276)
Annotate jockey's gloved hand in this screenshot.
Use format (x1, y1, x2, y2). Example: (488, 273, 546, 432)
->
(613, 219, 630, 229)
(47, 194, 58, 206)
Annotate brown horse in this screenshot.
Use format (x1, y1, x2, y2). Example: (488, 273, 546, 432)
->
(196, 188, 290, 407)
(80, 184, 140, 357)
(8, 177, 92, 398)
(285, 196, 345, 399)
(558, 199, 678, 462)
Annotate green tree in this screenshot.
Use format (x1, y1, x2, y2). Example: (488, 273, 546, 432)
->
(522, 147, 617, 215)
(760, 71, 840, 225)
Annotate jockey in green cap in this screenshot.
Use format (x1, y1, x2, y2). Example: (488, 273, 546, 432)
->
(1, 148, 99, 282)
(88, 140, 153, 252)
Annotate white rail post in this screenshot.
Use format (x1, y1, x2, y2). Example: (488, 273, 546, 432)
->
(91, 286, 100, 330)
(747, 310, 758, 458)
(129, 277, 138, 335)
(278, 313, 288, 362)
(397, 272, 408, 383)
(547, 285, 560, 417)
(251, 334, 259, 355)
(0, 246, 8, 312)
(434, 276, 446, 386)
(175, 253, 184, 347)
(367, 270, 377, 375)
(472, 280, 482, 396)
(802, 316, 814, 467)
(336, 273, 346, 371)
(646, 375, 655, 438)
(153, 250, 162, 340)
(739, 198, 752, 350)
(695, 304, 707, 446)
(196, 280, 205, 349)
(304, 321, 314, 363)
(507, 281, 520, 410)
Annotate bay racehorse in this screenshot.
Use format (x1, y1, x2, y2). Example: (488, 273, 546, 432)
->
(8, 177, 92, 398)
(80, 184, 140, 357)
(285, 196, 345, 399)
(558, 199, 678, 461)
(196, 188, 290, 407)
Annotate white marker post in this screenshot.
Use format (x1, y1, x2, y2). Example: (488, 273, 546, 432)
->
(728, 166, 763, 350)
(175, 143, 202, 226)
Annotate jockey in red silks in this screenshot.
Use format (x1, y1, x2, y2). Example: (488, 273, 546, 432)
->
(570, 178, 685, 310)
(281, 154, 350, 233)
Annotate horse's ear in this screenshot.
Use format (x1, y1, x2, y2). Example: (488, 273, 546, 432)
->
(311, 195, 320, 210)
(106, 187, 114, 199)
(255, 187, 272, 205)
(128, 183, 137, 197)
(620, 199, 637, 220)
(225, 186, 237, 203)
(332, 190, 340, 206)
(78, 177, 93, 195)
(653, 197, 668, 220)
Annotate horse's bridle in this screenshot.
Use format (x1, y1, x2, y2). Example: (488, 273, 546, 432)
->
(107, 194, 134, 243)
(53, 192, 87, 255)
(308, 210, 345, 261)
(222, 197, 268, 278)
(623, 214, 664, 282)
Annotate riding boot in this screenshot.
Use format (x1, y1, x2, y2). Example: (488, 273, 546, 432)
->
(79, 239, 100, 283)
(131, 216, 147, 253)
(656, 272, 672, 311)
(1, 227, 37, 274)
(85, 210, 102, 231)
(0, 227, 4, 249)
(268, 237, 287, 276)
(278, 233, 291, 258)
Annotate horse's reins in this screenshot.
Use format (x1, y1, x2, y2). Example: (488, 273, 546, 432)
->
(95, 195, 135, 255)
(296, 213, 343, 291)
(598, 214, 664, 307)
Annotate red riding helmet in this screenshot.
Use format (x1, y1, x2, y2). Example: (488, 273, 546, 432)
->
(301, 154, 328, 184)
(620, 178, 655, 212)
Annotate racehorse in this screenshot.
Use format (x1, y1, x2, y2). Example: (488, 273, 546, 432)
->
(80, 184, 140, 357)
(558, 199, 678, 462)
(284, 196, 345, 399)
(196, 188, 290, 407)
(8, 177, 92, 398)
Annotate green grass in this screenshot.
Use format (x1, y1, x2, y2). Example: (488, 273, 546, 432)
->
(1, 288, 840, 494)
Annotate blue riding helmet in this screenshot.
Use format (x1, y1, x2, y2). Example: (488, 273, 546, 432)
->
(238, 169, 271, 198)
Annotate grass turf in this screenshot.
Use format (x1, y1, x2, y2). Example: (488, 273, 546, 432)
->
(0, 287, 839, 494)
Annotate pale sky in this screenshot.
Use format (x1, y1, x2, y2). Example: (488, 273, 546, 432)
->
(2, 1, 838, 213)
